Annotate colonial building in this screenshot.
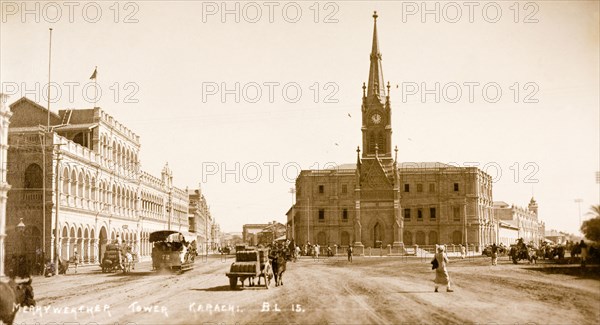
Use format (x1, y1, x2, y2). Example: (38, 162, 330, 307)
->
(211, 222, 222, 250)
(399, 163, 495, 248)
(256, 222, 286, 246)
(288, 12, 496, 253)
(188, 187, 213, 252)
(243, 223, 269, 246)
(544, 229, 571, 245)
(493, 198, 545, 245)
(0, 94, 12, 277)
(498, 220, 519, 246)
(5, 97, 196, 266)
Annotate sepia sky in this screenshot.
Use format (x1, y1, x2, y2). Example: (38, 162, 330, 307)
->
(1, 1, 598, 234)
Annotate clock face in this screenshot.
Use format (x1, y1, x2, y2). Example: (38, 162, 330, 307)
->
(371, 113, 382, 125)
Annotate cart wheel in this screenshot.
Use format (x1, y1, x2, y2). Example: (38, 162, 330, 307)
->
(229, 276, 238, 290)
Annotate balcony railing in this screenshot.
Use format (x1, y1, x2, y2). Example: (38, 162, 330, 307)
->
(22, 190, 43, 202)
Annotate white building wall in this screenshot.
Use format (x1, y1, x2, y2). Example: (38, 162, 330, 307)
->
(0, 94, 12, 277)
(498, 226, 519, 247)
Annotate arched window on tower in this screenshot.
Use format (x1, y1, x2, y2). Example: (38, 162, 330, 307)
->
(369, 131, 376, 153)
(23, 163, 43, 201)
(73, 132, 85, 148)
(377, 132, 384, 153)
(24, 163, 43, 189)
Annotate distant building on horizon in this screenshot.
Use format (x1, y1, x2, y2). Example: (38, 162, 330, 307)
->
(545, 229, 580, 245)
(493, 198, 545, 245)
(256, 222, 286, 246)
(188, 187, 213, 253)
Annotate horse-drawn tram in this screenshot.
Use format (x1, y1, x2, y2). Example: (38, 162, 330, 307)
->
(150, 230, 197, 274)
(226, 247, 273, 289)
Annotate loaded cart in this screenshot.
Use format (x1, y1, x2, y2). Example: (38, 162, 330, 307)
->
(226, 248, 273, 289)
(102, 244, 124, 273)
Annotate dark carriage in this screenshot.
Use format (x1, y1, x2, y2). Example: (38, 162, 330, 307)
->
(508, 244, 538, 264)
(150, 230, 196, 274)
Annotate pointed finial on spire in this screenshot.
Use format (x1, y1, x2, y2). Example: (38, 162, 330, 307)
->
(387, 81, 391, 96)
(367, 11, 385, 99)
(362, 82, 366, 97)
(394, 145, 398, 162)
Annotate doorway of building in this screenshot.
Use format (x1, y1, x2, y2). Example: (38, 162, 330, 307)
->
(99, 226, 108, 262)
(373, 222, 383, 248)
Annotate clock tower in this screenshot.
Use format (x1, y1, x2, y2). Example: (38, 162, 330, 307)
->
(361, 11, 392, 160)
(353, 12, 404, 251)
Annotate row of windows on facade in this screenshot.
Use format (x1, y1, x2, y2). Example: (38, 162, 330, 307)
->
(21, 164, 187, 220)
(302, 183, 461, 196)
(99, 136, 139, 171)
(58, 173, 186, 217)
(403, 183, 460, 193)
(311, 206, 463, 222)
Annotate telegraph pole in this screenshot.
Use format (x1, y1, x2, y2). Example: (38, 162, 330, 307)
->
(307, 197, 310, 244)
(575, 198, 583, 232)
(289, 188, 295, 240)
(53, 143, 62, 272)
(45, 27, 53, 268)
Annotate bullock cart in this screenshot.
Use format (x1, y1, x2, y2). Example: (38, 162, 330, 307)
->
(226, 248, 273, 290)
(101, 244, 130, 273)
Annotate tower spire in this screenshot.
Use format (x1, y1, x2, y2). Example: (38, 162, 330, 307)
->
(367, 11, 385, 99)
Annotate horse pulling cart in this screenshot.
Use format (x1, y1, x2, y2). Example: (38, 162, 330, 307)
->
(226, 248, 273, 290)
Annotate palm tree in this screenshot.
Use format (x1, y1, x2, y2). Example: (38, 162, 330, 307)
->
(586, 205, 600, 218)
(581, 205, 600, 242)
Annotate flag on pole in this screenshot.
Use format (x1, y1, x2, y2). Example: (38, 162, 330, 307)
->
(90, 67, 97, 80)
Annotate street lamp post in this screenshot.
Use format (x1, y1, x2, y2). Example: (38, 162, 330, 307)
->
(16, 218, 26, 278)
(574, 199, 583, 231)
(289, 188, 295, 240)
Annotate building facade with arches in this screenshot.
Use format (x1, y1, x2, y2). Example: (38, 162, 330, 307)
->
(494, 198, 545, 246)
(4, 97, 194, 267)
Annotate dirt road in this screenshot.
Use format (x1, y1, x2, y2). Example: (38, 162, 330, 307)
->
(13, 255, 600, 324)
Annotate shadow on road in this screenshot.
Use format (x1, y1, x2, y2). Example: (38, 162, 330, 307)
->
(524, 265, 600, 279)
(58, 271, 103, 276)
(108, 271, 156, 277)
(191, 285, 234, 292)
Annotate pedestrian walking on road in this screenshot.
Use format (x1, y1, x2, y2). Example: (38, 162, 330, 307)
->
(433, 245, 453, 292)
(71, 251, 79, 273)
(347, 245, 353, 263)
(460, 244, 466, 259)
(491, 243, 498, 266)
(580, 240, 588, 267)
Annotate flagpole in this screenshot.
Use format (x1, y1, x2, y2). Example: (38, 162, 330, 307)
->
(47, 28, 53, 129)
(94, 66, 97, 108)
(43, 27, 52, 265)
